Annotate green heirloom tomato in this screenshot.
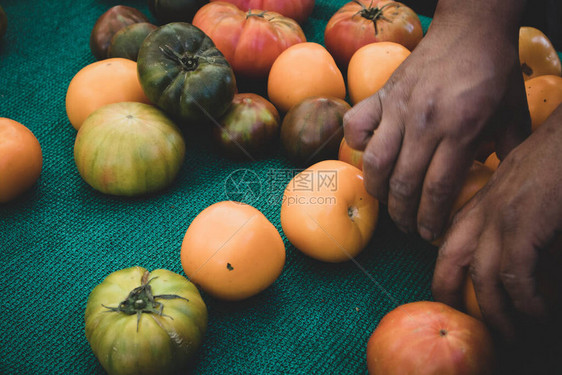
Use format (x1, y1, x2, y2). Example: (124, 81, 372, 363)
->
(137, 22, 236, 126)
(108, 22, 158, 61)
(85, 267, 208, 375)
(74, 102, 186, 197)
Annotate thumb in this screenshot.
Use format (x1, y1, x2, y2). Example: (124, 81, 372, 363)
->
(343, 93, 383, 151)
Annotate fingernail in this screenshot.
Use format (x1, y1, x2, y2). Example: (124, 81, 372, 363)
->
(419, 226, 435, 242)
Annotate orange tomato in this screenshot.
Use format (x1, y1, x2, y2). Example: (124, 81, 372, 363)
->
(484, 152, 500, 171)
(0, 118, 43, 203)
(463, 276, 483, 320)
(181, 201, 285, 301)
(519, 26, 561, 81)
(267, 42, 346, 113)
(347, 41, 411, 105)
(338, 137, 364, 170)
(432, 161, 493, 247)
(65, 58, 151, 130)
(525, 75, 562, 131)
(280, 160, 379, 263)
(366, 301, 495, 375)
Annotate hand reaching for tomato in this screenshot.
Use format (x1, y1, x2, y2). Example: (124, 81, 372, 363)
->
(432, 103, 562, 342)
(343, 0, 531, 242)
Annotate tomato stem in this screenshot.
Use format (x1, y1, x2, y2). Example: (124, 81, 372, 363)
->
(351, 0, 398, 35)
(160, 44, 199, 71)
(102, 270, 189, 332)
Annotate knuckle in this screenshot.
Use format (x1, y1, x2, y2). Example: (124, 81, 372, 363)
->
(389, 176, 417, 201)
(362, 149, 389, 175)
(424, 178, 456, 206)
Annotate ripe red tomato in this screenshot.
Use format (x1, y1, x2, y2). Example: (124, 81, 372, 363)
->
(209, 0, 315, 24)
(192, 2, 306, 79)
(367, 301, 496, 375)
(324, 0, 422, 70)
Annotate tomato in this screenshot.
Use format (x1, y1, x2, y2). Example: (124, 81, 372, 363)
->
(280, 96, 350, 167)
(90, 5, 149, 60)
(85, 266, 207, 375)
(338, 137, 364, 170)
(65, 58, 151, 130)
(484, 152, 500, 171)
(324, 0, 422, 70)
(108, 22, 157, 61)
(280, 160, 379, 263)
(432, 162, 493, 247)
(268, 42, 346, 113)
(519, 26, 561, 81)
(137, 22, 236, 126)
(181, 201, 286, 300)
(347, 41, 410, 105)
(192, 2, 306, 79)
(148, 0, 208, 23)
(213, 93, 280, 159)
(366, 301, 496, 375)
(209, 0, 315, 24)
(525, 75, 562, 131)
(74, 102, 186, 197)
(0, 118, 42, 203)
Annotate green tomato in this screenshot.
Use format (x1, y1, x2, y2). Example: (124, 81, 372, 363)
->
(137, 22, 236, 126)
(85, 267, 208, 375)
(74, 102, 186, 197)
(108, 23, 158, 61)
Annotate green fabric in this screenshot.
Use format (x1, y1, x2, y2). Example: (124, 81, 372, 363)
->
(0, 1, 559, 374)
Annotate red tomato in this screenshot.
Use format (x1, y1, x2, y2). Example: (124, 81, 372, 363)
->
(324, 0, 422, 70)
(192, 2, 306, 79)
(209, 0, 315, 24)
(367, 301, 496, 375)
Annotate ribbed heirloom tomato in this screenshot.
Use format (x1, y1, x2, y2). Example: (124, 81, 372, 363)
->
(268, 42, 346, 113)
(192, 2, 306, 79)
(324, 0, 422, 70)
(181, 201, 286, 301)
(280, 160, 378, 263)
(209, 0, 315, 25)
(0, 118, 42, 203)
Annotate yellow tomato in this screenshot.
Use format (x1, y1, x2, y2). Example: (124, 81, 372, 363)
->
(525, 75, 562, 131)
(347, 41, 410, 105)
(65, 58, 150, 130)
(0, 118, 43, 203)
(280, 160, 379, 263)
(519, 26, 561, 81)
(181, 201, 286, 301)
(267, 42, 346, 113)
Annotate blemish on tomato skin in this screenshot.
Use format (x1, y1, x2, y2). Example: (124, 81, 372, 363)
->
(226, 263, 234, 271)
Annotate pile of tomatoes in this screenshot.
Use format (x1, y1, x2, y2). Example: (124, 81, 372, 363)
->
(3, 1, 562, 374)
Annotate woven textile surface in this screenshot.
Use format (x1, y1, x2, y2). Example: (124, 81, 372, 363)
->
(1, 1, 561, 374)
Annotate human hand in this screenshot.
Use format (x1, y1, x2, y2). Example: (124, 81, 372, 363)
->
(432, 104, 562, 341)
(343, 1, 530, 241)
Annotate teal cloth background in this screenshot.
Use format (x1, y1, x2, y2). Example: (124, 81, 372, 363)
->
(0, 1, 561, 374)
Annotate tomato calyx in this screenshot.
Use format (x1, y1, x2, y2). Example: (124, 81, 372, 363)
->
(246, 9, 269, 20)
(348, 206, 359, 222)
(102, 270, 189, 331)
(352, 0, 398, 35)
(160, 44, 200, 71)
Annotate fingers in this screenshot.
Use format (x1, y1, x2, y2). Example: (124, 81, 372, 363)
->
(499, 224, 547, 319)
(416, 141, 473, 241)
(432, 208, 482, 310)
(386, 124, 437, 233)
(343, 93, 383, 151)
(361, 110, 404, 205)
